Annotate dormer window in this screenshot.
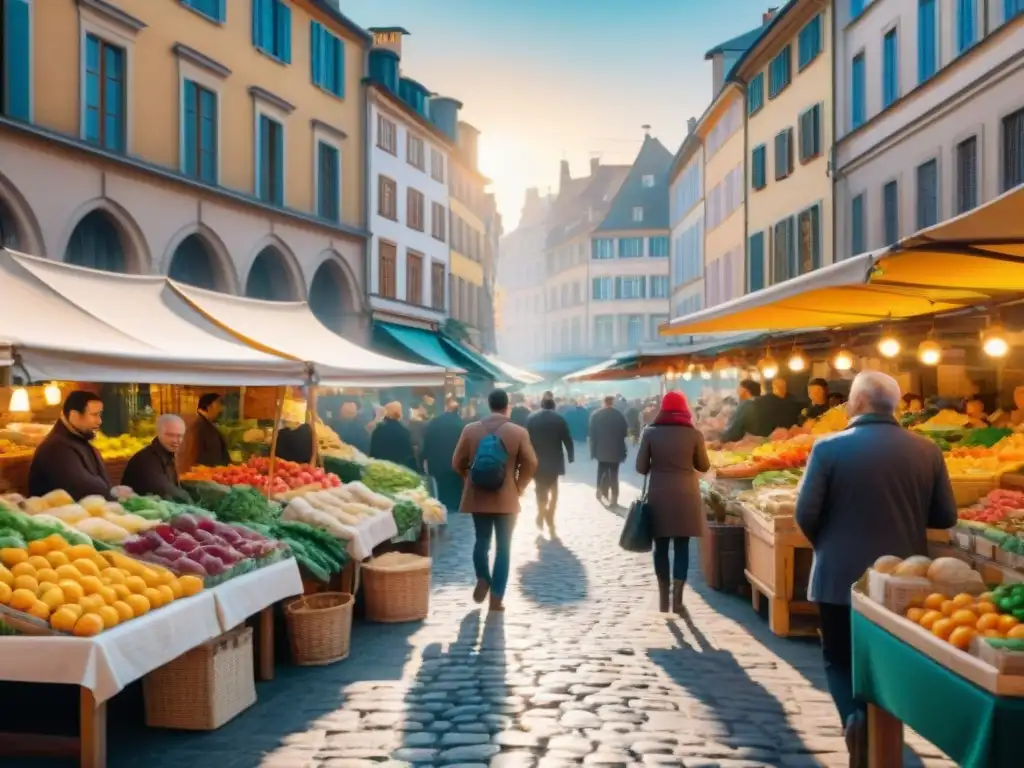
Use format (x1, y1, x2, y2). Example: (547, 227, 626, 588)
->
(642, 175, 655, 188)
(632, 206, 644, 222)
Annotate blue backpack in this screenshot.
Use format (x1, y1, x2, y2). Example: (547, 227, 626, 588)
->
(470, 423, 509, 491)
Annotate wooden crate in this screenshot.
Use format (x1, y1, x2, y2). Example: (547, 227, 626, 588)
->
(700, 522, 747, 594)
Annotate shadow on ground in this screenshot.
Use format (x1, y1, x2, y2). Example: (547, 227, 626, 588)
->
(517, 534, 589, 607)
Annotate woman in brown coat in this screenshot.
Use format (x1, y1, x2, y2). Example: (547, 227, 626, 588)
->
(636, 390, 711, 615)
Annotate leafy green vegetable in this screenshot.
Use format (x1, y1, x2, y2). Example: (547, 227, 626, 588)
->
(961, 427, 1014, 448)
(0, 533, 26, 549)
(120, 495, 176, 520)
(390, 499, 423, 543)
(361, 460, 422, 495)
(181, 480, 232, 510)
(322, 455, 364, 484)
(213, 486, 279, 525)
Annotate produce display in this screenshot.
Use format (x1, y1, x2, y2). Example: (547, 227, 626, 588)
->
(361, 460, 422, 495)
(212, 486, 280, 526)
(0, 535, 203, 636)
(915, 409, 971, 431)
(16, 491, 163, 544)
(395, 486, 446, 525)
(93, 432, 149, 460)
(249, 520, 349, 582)
(739, 486, 798, 521)
(808, 405, 848, 434)
(182, 457, 341, 495)
(752, 469, 803, 489)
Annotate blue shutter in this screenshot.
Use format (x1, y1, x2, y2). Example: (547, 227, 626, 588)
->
(252, 0, 267, 47)
(883, 181, 899, 245)
(883, 30, 898, 107)
(748, 232, 765, 292)
(273, 121, 283, 205)
(334, 36, 345, 98)
(851, 194, 865, 255)
(183, 80, 197, 177)
(104, 45, 124, 151)
(851, 0, 865, 17)
(258, 116, 269, 200)
(3, 0, 31, 120)
(852, 54, 865, 128)
(199, 86, 217, 183)
(310, 21, 322, 86)
(918, 0, 937, 82)
(278, 1, 292, 63)
(958, 0, 976, 52)
(1007, 0, 1024, 23)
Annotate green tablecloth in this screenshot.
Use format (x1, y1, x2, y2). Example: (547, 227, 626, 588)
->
(852, 610, 1024, 767)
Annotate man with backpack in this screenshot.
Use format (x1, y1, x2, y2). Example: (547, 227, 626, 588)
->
(452, 389, 538, 612)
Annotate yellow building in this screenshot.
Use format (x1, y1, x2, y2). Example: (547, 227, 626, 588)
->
(732, 0, 832, 290)
(0, 0, 370, 333)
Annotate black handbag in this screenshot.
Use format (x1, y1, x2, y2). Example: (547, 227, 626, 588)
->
(619, 475, 653, 553)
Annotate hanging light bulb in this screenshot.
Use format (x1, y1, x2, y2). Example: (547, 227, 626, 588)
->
(8, 387, 30, 413)
(682, 364, 694, 381)
(832, 348, 854, 371)
(878, 334, 901, 359)
(43, 383, 62, 406)
(918, 339, 942, 366)
(787, 349, 808, 372)
(758, 354, 779, 380)
(699, 365, 712, 380)
(982, 323, 1010, 358)
(664, 367, 676, 382)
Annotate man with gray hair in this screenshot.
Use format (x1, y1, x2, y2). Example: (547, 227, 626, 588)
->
(795, 371, 957, 765)
(121, 414, 192, 502)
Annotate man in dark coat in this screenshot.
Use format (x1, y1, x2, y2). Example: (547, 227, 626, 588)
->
(29, 390, 114, 500)
(758, 377, 803, 434)
(526, 393, 574, 536)
(509, 394, 530, 427)
(333, 402, 370, 454)
(370, 401, 417, 470)
(801, 377, 831, 424)
(121, 414, 191, 502)
(796, 372, 958, 763)
(421, 398, 465, 513)
(589, 396, 629, 506)
(720, 379, 762, 443)
(190, 393, 231, 467)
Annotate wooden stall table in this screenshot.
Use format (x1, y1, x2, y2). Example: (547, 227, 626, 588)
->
(740, 504, 818, 637)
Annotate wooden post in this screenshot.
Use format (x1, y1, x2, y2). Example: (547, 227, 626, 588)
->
(867, 703, 903, 767)
(257, 606, 275, 681)
(308, 385, 320, 467)
(80, 687, 107, 768)
(265, 386, 285, 501)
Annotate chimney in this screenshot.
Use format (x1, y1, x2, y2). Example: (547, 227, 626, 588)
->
(559, 160, 571, 192)
(763, 7, 779, 23)
(590, 157, 600, 176)
(687, 117, 697, 134)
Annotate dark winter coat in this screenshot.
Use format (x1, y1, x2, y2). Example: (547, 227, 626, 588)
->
(421, 411, 466, 512)
(334, 417, 370, 454)
(28, 420, 112, 500)
(589, 406, 629, 464)
(526, 408, 574, 479)
(635, 423, 710, 539)
(121, 439, 191, 503)
(370, 417, 417, 470)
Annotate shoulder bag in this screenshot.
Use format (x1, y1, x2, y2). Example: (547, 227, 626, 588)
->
(619, 474, 653, 553)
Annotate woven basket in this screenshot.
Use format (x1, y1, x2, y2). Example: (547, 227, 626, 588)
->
(285, 592, 353, 666)
(362, 557, 431, 623)
(143, 626, 256, 730)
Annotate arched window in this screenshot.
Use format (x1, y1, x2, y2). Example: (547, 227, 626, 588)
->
(309, 260, 348, 331)
(245, 246, 295, 301)
(64, 210, 126, 272)
(0, 198, 22, 249)
(169, 234, 217, 290)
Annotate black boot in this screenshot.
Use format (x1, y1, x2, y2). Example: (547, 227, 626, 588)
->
(672, 581, 686, 617)
(658, 580, 670, 612)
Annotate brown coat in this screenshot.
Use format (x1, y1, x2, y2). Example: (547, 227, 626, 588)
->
(635, 423, 710, 538)
(452, 414, 538, 515)
(28, 420, 112, 500)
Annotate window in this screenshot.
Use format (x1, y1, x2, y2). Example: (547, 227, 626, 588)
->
(183, 80, 217, 183)
(649, 314, 668, 339)
(257, 114, 284, 204)
(431, 261, 445, 310)
(631, 206, 644, 223)
(706, 100, 742, 157)
(378, 175, 397, 220)
(592, 238, 614, 260)
(649, 275, 669, 299)
(883, 180, 900, 245)
(2, 0, 30, 120)
(406, 250, 423, 304)
(851, 53, 866, 129)
(882, 29, 898, 108)
(182, 0, 225, 21)
(648, 236, 669, 257)
(431, 202, 446, 241)
(748, 231, 765, 292)
(316, 141, 340, 221)
(1008, 0, 1024, 23)
(619, 237, 643, 258)
(958, 0, 977, 52)
(851, 0, 865, 17)
(751, 145, 767, 190)
(916, 159, 939, 228)
(1003, 107, 1024, 191)
(771, 217, 795, 284)
(774, 128, 793, 181)
(616, 277, 646, 300)
(430, 149, 445, 182)
(768, 45, 791, 98)
(252, 0, 291, 63)
(799, 104, 822, 163)
(796, 204, 821, 274)
(798, 15, 822, 70)
(310, 20, 344, 97)
(405, 188, 424, 231)
(748, 73, 764, 115)
(379, 241, 396, 298)
(672, 222, 703, 287)
(407, 134, 425, 170)
(851, 193, 866, 256)
(592, 277, 613, 301)
(625, 315, 644, 348)
(956, 136, 978, 214)
(642, 174, 655, 188)
(919, 0, 937, 82)
(594, 316, 614, 349)
(376, 114, 397, 154)
(84, 35, 126, 152)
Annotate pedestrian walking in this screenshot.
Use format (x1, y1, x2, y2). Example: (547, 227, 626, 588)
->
(420, 398, 466, 513)
(526, 392, 574, 537)
(370, 401, 417, 470)
(795, 371, 957, 766)
(624, 400, 642, 446)
(589, 395, 629, 506)
(452, 389, 538, 612)
(509, 394, 530, 427)
(635, 391, 710, 615)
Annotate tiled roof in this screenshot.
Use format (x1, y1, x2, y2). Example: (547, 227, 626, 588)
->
(704, 24, 765, 58)
(545, 167, 629, 249)
(595, 136, 674, 232)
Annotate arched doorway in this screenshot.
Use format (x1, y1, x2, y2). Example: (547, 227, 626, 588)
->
(64, 210, 126, 272)
(169, 234, 218, 290)
(245, 246, 296, 301)
(0, 198, 21, 249)
(309, 259, 349, 332)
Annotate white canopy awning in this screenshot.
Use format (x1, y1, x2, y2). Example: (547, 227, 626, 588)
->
(483, 355, 543, 385)
(170, 282, 449, 387)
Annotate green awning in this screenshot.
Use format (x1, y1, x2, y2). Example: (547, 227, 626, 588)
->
(374, 322, 466, 371)
(440, 337, 504, 380)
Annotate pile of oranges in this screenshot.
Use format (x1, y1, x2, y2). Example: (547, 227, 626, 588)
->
(905, 591, 1024, 651)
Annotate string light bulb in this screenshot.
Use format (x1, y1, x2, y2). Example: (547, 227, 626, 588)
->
(981, 324, 1010, 358)
(682, 364, 694, 381)
(878, 334, 901, 358)
(758, 354, 779, 380)
(918, 338, 942, 366)
(8, 387, 30, 413)
(699, 365, 712, 380)
(787, 350, 808, 372)
(832, 348, 854, 371)
(43, 383, 62, 406)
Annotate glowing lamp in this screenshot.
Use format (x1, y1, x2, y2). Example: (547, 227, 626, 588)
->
(787, 351, 808, 372)
(44, 383, 62, 406)
(832, 349, 854, 371)
(982, 325, 1010, 358)
(758, 355, 779, 380)
(8, 387, 30, 413)
(918, 339, 942, 366)
(878, 335, 901, 358)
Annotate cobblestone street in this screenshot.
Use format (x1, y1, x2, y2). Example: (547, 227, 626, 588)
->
(100, 456, 954, 768)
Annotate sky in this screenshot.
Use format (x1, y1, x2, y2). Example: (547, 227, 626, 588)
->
(341, 0, 774, 230)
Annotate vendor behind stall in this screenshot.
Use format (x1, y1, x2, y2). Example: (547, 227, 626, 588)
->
(759, 378, 803, 434)
(370, 401, 417, 469)
(28, 390, 116, 500)
(720, 379, 762, 442)
(274, 420, 314, 464)
(120, 414, 191, 502)
(800, 378, 831, 424)
(333, 401, 370, 453)
(180, 393, 231, 469)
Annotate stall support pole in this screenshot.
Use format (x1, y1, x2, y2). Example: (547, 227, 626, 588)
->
(265, 386, 285, 502)
(81, 687, 107, 768)
(308, 384, 320, 467)
(867, 703, 903, 767)
(258, 606, 275, 682)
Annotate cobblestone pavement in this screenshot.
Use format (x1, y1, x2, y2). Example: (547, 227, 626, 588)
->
(100, 454, 954, 768)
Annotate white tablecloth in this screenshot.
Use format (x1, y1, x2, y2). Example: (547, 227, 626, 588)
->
(209, 557, 303, 631)
(346, 512, 398, 560)
(0, 590, 220, 704)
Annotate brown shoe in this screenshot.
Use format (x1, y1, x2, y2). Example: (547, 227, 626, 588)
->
(473, 579, 490, 604)
(658, 580, 670, 612)
(672, 581, 687, 617)
(488, 595, 505, 612)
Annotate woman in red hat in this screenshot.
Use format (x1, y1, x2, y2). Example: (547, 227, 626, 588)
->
(635, 390, 711, 615)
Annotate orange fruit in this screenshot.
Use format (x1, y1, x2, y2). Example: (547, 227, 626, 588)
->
(65, 545, 96, 561)
(951, 609, 978, 627)
(1007, 625, 1024, 640)
(919, 610, 943, 630)
(97, 586, 118, 605)
(13, 575, 38, 594)
(43, 534, 68, 551)
(26, 600, 50, 621)
(940, 600, 957, 616)
(923, 593, 946, 611)
(73, 613, 104, 637)
(58, 580, 84, 603)
(37, 581, 57, 595)
(143, 587, 164, 609)
(9, 588, 36, 611)
(977, 613, 1001, 632)
(79, 576, 103, 595)
(125, 576, 147, 594)
(50, 607, 79, 633)
(111, 600, 133, 622)
(78, 594, 105, 613)
(952, 593, 975, 609)
(0, 566, 12, 587)
(35, 568, 58, 585)
(96, 605, 120, 629)
(10, 562, 35, 579)
(978, 591, 995, 603)
(932, 618, 956, 640)
(26, 540, 50, 557)
(54, 564, 81, 581)
(0, 548, 28, 567)
(72, 559, 100, 578)
(0, 582, 11, 604)
(998, 615, 1021, 633)
(975, 601, 997, 615)
(124, 593, 150, 617)
(156, 585, 175, 606)
(906, 594, 925, 608)
(949, 626, 976, 650)
(178, 575, 203, 597)
(103, 569, 126, 586)
(39, 587, 65, 611)
(984, 629, 1005, 638)
(167, 579, 183, 599)
(26, 555, 50, 571)
(905, 607, 926, 623)
(60, 603, 83, 619)
(112, 584, 131, 600)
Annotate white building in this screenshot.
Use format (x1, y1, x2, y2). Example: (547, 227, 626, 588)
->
(669, 125, 704, 320)
(834, 1, 1024, 260)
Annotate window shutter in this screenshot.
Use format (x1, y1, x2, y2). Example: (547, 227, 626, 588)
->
(335, 37, 346, 98)
(851, 194, 865, 255)
(216, 0, 226, 21)
(278, 1, 292, 63)
(273, 123, 284, 205)
(183, 81, 197, 177)
(749, 232, 765, 291)
(3, 0, 31, 120)
(310, 21, 321, 85)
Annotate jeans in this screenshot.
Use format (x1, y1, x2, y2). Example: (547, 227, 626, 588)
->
(653, 537, 690, 582)
(534, 476, 559, 526)
(818, 601, 865, 727)
(472, 513, 516, 598)
(597, 462, 620, 500)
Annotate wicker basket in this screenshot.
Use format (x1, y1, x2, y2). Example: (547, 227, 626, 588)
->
(362, 557, 431, 623)
(143, 626, 256, 730)
(285, 592, 353, 665)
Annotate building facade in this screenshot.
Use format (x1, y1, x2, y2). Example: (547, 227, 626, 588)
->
(668, 129, 704, 320)
(833, 1, 1024, 261)
(0, 0, 370, 335)
(734, 0, 833, 290)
